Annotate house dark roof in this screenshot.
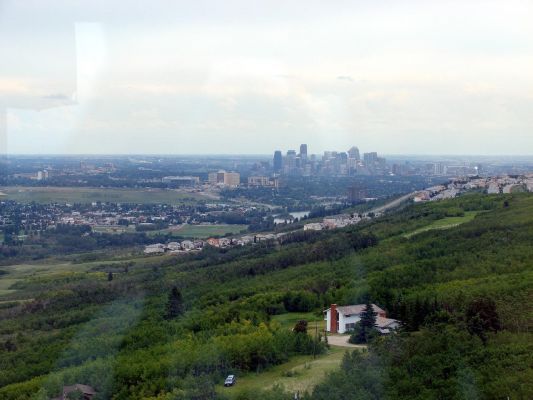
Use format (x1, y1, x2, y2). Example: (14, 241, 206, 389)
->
(63, 384, 96, 395)
(375, 316, 399, 328)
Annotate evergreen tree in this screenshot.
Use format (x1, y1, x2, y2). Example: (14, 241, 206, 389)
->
(294, 320, 308, 333)
(349, 300, 378, 344)
(67, 390, 83, 400)
(107, 271, 113, 281)
(360, 300, 378, 332)
(466, 298, 500, 344)
(165, 286, 184, 320)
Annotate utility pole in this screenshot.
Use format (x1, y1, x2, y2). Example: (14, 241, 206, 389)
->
(313, 321, 318, 360)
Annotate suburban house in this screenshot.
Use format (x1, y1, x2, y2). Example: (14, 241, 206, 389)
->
(324, 303, 400, 334)
(52, 384, 96, 400)
(206, 238, 220, 247)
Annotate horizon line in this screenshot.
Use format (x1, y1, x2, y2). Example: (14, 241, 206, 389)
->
(2, 153, 533, 158)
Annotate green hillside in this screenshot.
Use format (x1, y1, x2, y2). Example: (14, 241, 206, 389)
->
(0, 193, 532, 400)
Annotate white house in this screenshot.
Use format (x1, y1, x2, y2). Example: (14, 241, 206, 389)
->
(324, 303, 400, 334)
(181, 240, 195, 251)
(304, 223, 324, 231)
(144, 243, 165, 254)
(166, 242, 181, 251)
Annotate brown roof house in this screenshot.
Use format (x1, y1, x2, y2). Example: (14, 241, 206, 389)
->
(51, 384, 96, 400)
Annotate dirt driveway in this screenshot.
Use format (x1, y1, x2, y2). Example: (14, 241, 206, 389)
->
(326, 334, 366, 348)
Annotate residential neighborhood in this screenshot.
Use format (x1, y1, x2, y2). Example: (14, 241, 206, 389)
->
(413, 174, 533, 202)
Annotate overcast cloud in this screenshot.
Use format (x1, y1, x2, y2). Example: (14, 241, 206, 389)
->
(1, 0, 533, 155)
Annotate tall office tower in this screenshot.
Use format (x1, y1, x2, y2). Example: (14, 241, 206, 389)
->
(363, 152, 378, 165)
(285, 150, 297, 174)
(273, 151, 283, 172)
(348, 146, 360, 161)
(299, 144, 308, 160)
(433, 162, 446, 176)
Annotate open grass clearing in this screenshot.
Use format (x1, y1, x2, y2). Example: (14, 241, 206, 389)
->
(148, 224, 248, 239)
(92, 225, 137, 234)
(272, 313, 361, 348)
(0, 278, 20, 296)
(403, 211, 481, 238)
(272, 312, 325, 336)
(0, 260, 110, 299)
(1, 186, 208, 204)
(217, 347, 347, 398)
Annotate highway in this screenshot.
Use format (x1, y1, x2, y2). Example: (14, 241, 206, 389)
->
(370, 191, 417, 214)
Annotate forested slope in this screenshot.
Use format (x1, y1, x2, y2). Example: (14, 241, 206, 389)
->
(1, 193, 532, 400)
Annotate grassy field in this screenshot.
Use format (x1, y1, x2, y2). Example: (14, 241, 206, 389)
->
(149, 224, 248, 238)
(92, 225, 137, 234)
(0, 278, 20, 296)
(0, 261, 108, 299)
(272, 312, 324, 331)
(403, 211, 480, 238)
(217, 313, 343, 398)
(0, 186, 208, 204)
(216, 347, 346, 398)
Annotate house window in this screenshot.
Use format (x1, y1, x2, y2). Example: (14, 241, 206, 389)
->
(345, 323, 356, 331)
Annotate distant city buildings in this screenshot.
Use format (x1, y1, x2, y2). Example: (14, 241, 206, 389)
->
(36, 170, 49, 180)
(162, 176, 200, 186)
(270, 144, 511, 180)
(247, 176, 278, 187)
(208, 170, 240, 187)
(272, 144, 387, 177)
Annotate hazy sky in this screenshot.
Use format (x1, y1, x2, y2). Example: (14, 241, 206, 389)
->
(1, 0, 533, 155)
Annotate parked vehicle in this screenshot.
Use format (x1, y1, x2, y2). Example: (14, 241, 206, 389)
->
(224, 375, 236, 387)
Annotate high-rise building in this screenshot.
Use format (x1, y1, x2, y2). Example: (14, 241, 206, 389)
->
(299, 144, 308, 160)
(208, 170, 240, 186)
(363, 152, 378, 165)
(348, 146, 360, 161)
(273, 151, 282, 172)
(285, 150, 297, 174)
(338, 152, 348, 163)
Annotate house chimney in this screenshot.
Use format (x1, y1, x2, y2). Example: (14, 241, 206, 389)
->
(330, 304, 337, 333)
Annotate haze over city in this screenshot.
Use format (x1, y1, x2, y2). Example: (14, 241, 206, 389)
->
(3, 2, 533, 399)
(2, 0, 533, 155)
